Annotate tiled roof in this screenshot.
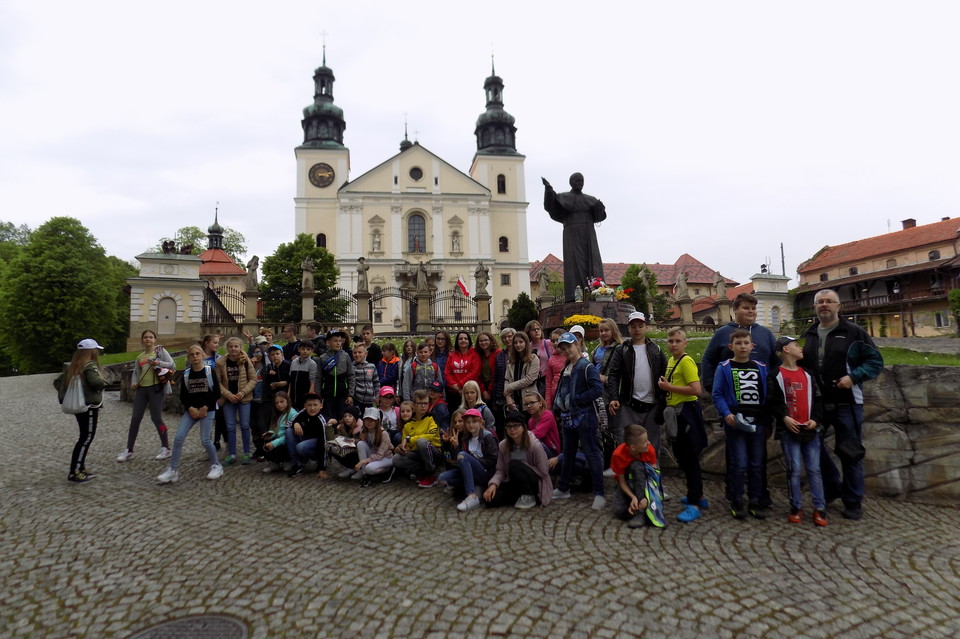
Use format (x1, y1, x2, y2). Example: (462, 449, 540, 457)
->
(530, 252, 738, 289)
(798, 218, 960, 273)
(198, 248, 245, 276)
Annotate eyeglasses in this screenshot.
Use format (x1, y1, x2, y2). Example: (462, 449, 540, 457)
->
(505, 424, 523, 430)
(522, 401, 539, 407)
(415, 401, 430, 406)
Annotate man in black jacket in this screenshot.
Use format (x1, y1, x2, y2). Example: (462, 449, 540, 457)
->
(606, 312, 668, 453)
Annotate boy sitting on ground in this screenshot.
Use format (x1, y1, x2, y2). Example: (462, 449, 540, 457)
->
(611, 424, 659, 528)
(285, 393, 330, 479)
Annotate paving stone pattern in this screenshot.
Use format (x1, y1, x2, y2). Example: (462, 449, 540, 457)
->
(2, 374, 959, 638)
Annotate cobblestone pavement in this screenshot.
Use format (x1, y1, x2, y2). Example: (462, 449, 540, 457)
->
(2, 374, 959, 639)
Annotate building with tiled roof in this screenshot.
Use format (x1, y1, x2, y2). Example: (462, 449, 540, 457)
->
(794, 217, 960, 337)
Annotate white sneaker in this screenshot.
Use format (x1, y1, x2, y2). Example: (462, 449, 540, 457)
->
(154, 447, 172, 460)
(592, 495, 607, 511)
(457, 495, 482, 512)
(262, 462, 281, 474)
(206, 464, 223, 480)
(515, 495, 537, 509)
(338, 468, 354, 479)
(551, 488, 572, 500)
(156, 467, 178, 484)
(116, 449, 134, 462)
(603, 468, 615, 478)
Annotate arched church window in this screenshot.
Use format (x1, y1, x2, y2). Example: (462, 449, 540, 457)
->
(497, 174, 506, 194)
(499, 236, 509, 253)
(408, 214, 426, 253)
(316, 233, 326, 248)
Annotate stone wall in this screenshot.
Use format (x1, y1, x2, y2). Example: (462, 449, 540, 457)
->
(671, 365, 960, 504)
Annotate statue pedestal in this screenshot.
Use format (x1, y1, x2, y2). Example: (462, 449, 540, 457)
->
(537, 294, 556, 309)
(539, 301, 636, 332)
(301, 289, 315, 322)
(416, 292, 432, 333)
(474, 293, 492, 333)
(355, 291, 371, 325)
(715, 298, 732, 325)
(243, 290, 259, 332)
(678, 296, 694, 326)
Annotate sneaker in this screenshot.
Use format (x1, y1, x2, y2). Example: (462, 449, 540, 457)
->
(67, 471, 93, 483)
(680, 496, 710, 509)
(677, 505, 701, 523)
(841, 505, 863, 520)
(381, 468, 395, 484)
(222, 455, 237, 466)
(116, 449, 134, 462)
(239, 454, 251, 465)
(812, 510, 829, 527)
(287, 465, 304, 478)
(79, 468, 97, 478)
(359, 476, 371, 488)
(418, 476, 438, 488)
(443, 485, 455, 494)
(351, 471, 364, 480)
(627, 513, 646, 528)
(731, 500, 747, 520)
(514, 495, 537, 509)
(338, 468, 355, 479)
(602, 468, 615, 478)
(551, 488, 572, 500)
(262, 462, 281, 474)
(156, 467, 179, 484)
(591, 495, 606, 511)
(748, 502, 767, 520)
(154, 447, 172, 461)
(788, 506, 803, 524)
(457, 495, 482, 511)
(206, 464, 223, 480)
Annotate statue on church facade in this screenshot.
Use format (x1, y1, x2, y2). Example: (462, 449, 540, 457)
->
(542, 173, 607, 303)
(245, 256, 259, 290)
(416, 261, 430, 294)
(301, 257, 314, 291)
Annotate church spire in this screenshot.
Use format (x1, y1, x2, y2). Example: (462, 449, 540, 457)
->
(299, 48, 346, 149)
(207, 205, 224, 250)
(399, 117, 413, 152)
(474, 62, 518, 155)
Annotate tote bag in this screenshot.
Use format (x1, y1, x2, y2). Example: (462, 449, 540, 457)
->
(61, 376, 88, 414)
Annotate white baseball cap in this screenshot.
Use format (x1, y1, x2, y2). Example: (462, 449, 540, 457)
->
(627, 311, 647, 324)
(77, 338, 104, 350)
(569, 325, 585, 337)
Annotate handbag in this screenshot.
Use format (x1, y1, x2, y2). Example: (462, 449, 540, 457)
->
(61, 376, 88, 414)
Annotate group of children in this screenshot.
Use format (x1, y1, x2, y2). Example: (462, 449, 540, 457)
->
(66, 318, 832, 529)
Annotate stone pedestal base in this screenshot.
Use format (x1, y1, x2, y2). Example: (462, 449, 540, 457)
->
(301, 290, 315, 322)
(539, 301, 637, 332)
(355, 292, 371, 325)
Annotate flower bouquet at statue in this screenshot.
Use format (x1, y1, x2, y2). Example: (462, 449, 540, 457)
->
(587, 277, 615, 300)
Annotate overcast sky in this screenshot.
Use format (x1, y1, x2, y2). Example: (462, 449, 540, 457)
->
(3, 0, 959, 288)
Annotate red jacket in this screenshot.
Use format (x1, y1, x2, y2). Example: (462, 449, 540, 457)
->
(444, 349, 481, 391)
(475, 348, 500, 399)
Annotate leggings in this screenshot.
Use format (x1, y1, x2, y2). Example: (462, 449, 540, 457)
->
(127, 385, 168, 451)
(71, 407, 99, 474)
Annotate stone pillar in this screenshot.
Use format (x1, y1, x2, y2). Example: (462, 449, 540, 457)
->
(355, 291, 371, 325)
(537, 293, 555, 309)
(301, 289, 315, 322)
(243, 290, 259, 333)
(474, 292, 492, 333)
(715, 298, 732, 324)
(416, 292, 432, 333)
(678, 297, 694, 326)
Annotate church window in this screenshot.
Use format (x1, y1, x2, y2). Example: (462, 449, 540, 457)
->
(409, 167, 423, 181)
(499, 236, 509, 252)
(408, 214, 426, 253)
(929, 250, 941, 261)
(500, 273, 511, 286)
(316, 233, 326, 249)
(497, 174, 506, 194)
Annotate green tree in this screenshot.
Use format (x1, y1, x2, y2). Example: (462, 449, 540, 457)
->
(260, 234, 339, 322)
(949, 288, 960, 337)
(547, 275, 564, 301)
(154, 225, 247, 264)
(0, 217, 127, 373)
(0, 221, 31, 267)
(507, 292, 539, 330)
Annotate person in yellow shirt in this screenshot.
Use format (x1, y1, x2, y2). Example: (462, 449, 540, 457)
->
(392, 389, 442, 487)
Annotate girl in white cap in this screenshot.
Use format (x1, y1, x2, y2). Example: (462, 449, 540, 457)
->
(55, 339, 106, 483)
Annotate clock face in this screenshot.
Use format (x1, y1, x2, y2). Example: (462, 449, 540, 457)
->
(309, 162, 335, 188)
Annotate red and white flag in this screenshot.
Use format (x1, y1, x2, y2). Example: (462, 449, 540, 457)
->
(456, 275, 470, 297)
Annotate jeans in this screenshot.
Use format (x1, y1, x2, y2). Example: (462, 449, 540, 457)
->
(558, 412, 604, 497)
(724, 420, 767, 504)
(127, 385, 168, 451)
(439, 453, 491, 497)
(221, 401, 251, 457)
(821, 404, 865, 508)
(781, 433, 825, 510)
(392, 438, 440, 477)
(285, 427, 321, 467)
(170, 410, 218, 471)
(612, 460, 648, 520)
